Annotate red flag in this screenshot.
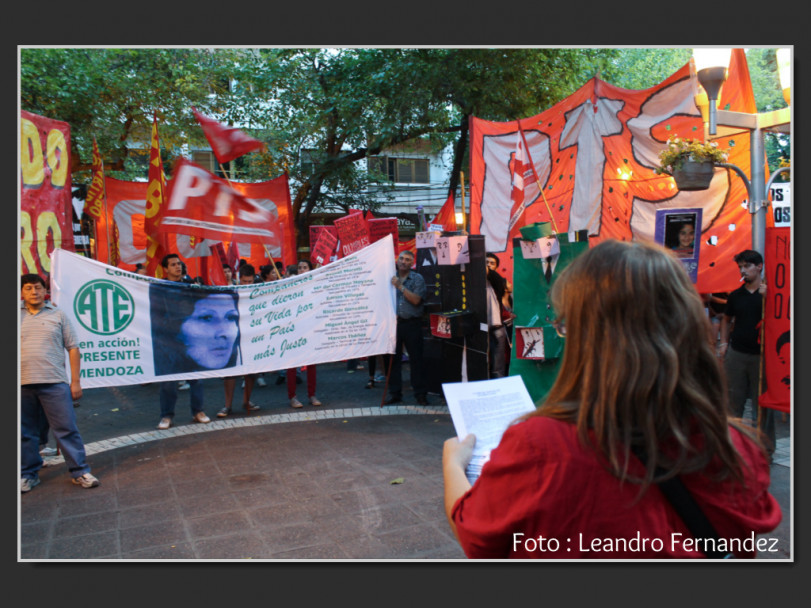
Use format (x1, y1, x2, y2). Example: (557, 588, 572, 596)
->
(144, 115, 170, 277)
(84, 137, 105, 221)
(430, 193, 458, 231)
(205, 245, 230, 286)
(192, 107, 265, 165)
(226, 240, 240, 273)
(507, 124, 531, 233)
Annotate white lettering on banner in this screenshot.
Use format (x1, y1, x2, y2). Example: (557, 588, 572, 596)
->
(168, 163, 211, 209)
(51, 236, 398, 388)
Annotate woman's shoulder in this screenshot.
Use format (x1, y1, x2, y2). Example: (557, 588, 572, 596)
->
(500, 415, 580, 454)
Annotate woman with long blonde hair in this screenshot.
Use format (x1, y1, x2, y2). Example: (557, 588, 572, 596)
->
(443, 239, 780, 558)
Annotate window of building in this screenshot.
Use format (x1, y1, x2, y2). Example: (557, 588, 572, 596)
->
(192, 150, 228, 178)
(368, 156, 430, 184)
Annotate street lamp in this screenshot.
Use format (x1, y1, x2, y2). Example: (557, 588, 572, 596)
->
(693, 48, 791, 255)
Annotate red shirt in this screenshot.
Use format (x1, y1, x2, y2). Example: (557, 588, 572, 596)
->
(452, 417, 781, 559)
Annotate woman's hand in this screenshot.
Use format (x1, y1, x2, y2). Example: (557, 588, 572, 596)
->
(443, 434, 476, 540)
(443, 434, 476, 470)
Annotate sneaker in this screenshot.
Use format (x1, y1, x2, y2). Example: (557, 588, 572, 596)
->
(178, 381, 190, 391)
(256, 376, 267, 387)
(309, 395, 322, 406)
(193, 412, 211, 424)
(290, 397, 304, 409)
(72, 473, 100, 489)
(21, 477, 40, 493)
(40, 446, 58, 457)
(157, 417, 172, 430)
(374, 374, 386, 383)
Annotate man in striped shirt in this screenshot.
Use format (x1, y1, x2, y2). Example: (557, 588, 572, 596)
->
(20, 273, 99, 493)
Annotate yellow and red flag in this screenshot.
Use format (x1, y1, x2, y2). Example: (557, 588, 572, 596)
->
(144, 114, 170, 277)
(83, 137, 105, 221)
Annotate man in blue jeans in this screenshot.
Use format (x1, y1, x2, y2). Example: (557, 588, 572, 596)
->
(386, 250, 429, 406)
(156, 253, 211, 429)
(20, 274, 99, 493)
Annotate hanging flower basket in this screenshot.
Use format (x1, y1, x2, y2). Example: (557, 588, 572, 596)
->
(654, 136, 729, 192)
(671, 160, 715, 191)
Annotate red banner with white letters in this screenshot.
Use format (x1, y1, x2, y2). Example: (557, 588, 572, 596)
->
(759, 227, 791, 413)
(160, 158, 283, 246)
(20, 110, 75, 279)
(94, 172, 295, 277)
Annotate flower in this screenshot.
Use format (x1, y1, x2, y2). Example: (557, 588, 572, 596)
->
(654, 136, 730, 176)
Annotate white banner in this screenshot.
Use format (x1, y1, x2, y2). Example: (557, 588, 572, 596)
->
(51, 236, 397, 388)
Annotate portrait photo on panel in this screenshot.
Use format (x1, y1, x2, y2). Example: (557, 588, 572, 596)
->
(149, 283, 242, 376)
(664, 211, 698, 259)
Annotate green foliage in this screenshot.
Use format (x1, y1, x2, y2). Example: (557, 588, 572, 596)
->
(600, 48, 692, 90)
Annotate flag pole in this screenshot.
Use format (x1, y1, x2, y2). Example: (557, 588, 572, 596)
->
(460, 171, 467, 232)
(517, 122, 559, 235)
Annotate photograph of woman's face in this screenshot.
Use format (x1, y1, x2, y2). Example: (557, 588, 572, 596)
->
(678, 223, 695, 248)
(179, 294, 240, 369)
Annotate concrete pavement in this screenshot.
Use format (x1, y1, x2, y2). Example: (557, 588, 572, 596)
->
(18, 361, 792, 560)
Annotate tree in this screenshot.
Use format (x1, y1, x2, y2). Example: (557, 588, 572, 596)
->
(20, 47, 619, 248)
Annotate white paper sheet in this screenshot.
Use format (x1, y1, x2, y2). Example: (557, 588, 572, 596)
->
(442, 376, 536, 484)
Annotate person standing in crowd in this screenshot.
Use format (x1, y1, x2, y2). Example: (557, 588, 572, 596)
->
(288, 259, 321, 408)
(485, 253, 510, 378)
(443, 240, 780, 558)
(719, 250, 774, 454)
(223, 263, 236, 285)
(364, 354, 390, 388)
(386, 250, 429, 405)
(20, 273, 99, 492)
(156, 253, 210, 430)
(219, 264, 262, 417)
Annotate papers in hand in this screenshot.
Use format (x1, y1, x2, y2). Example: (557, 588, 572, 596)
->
(442, 376, 536, 485)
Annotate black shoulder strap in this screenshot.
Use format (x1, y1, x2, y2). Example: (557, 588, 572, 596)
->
(632, 447, 734, 559)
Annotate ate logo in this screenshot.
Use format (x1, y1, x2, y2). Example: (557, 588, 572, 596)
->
(74, 280, 135, 335)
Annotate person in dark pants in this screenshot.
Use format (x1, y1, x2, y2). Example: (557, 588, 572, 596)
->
(20, 273, 99, 492)
(719, 249, 774, 456)
(386, 250, 429, 405)
(155, 253, 210, 430)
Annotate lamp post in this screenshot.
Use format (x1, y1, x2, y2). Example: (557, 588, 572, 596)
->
(693, 48, 791, 256)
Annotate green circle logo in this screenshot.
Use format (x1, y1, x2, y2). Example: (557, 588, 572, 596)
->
(74, 280, 135, 335)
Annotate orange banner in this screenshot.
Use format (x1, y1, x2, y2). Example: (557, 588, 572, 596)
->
(468, 50, 759, 294)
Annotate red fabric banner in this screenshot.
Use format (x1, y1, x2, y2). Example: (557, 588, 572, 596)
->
(95, 173, 295, 278)
(20, 110, 75, 278)
(759, 227, 791, 413)
(192, 107, 265, 164)
(468, 50, 759, 294)
(160, 158, 283, 247)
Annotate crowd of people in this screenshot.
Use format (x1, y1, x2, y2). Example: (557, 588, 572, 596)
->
(20, 239, 785, 560)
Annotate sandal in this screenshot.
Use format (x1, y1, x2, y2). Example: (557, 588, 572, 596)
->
(365, 379, 375, 389)
(243, 401, 260, 413)
(217, 407, 232, 418)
